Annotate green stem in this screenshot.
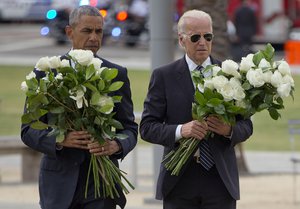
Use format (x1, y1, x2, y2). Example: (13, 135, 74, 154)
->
(46, 92, 75, 112)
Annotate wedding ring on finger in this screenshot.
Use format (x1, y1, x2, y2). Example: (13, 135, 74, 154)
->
(102, 147, 105, 152)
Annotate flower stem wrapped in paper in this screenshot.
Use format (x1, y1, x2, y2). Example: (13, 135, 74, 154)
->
(163, 44, 295, 176)
(21, 49, 134, 198)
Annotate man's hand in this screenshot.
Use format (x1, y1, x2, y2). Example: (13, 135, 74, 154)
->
(88, 140, 121, 156)
(181, 120, 208, 140)
(58, 131, 92, 149)
(206, 116, 232, 137)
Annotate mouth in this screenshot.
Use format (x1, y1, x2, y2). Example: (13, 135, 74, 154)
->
(197, 48, 207, 52)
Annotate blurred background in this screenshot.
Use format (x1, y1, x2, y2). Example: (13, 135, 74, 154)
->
(0, 0, 300, 209)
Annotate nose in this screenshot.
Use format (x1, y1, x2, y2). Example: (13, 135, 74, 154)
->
(89, 32, 98, 42)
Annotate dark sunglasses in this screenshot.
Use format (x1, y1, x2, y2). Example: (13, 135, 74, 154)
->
(184, 33, 214, 42)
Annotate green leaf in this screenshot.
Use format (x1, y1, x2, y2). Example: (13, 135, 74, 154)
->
(102, 68, 118, 80)
(98, 79, 105, 91)
(58, 67, 74, 74)
(194, 91, 206, 106)
(99, 105, 113, 114)
(214, 104, 225, 115)
(207, 98, 223, 107)
(253, 52, 264, 66)
(108, 81, 124, 92)
(109, 119, 124, 129)
(268, 108, 280, 120)
(262, 43, 275, 61)
(257, 103, 269, 111)
(39, 79, 47, 92)
(91, 92, 101, 106)
(30, 121, 48, 130)
(85, 65, 95, 80)
(21, 113, 33, 124)
(50, 106, 65, 114)
(112, 95, 122, 103)
(26, 78, 38, 90)
(84, 82, 98, 92)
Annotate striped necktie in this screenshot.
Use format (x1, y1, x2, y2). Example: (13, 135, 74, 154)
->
(195, 66, 215, 170)
(199, 139, 215, 170)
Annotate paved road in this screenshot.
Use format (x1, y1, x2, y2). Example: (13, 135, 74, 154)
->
(0, 23, 164, 69)
(0, 145, 299, 209)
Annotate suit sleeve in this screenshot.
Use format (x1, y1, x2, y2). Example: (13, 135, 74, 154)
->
(113, 67, 138, 159)
(139, 69, 177, 148)
(21, 69, 58, 158)
(230, 116, 253, 147)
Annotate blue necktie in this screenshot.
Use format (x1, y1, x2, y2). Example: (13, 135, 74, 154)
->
(199, 139, 215, 170)
(196, 65, 215, 170)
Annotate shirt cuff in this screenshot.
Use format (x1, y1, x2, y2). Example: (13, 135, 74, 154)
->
(175, 125, 183, 142)
(224, 129, 233, 139)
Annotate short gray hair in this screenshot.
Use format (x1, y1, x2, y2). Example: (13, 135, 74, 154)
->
(177, 10, 213, 34)
(69, 5, 102, 27)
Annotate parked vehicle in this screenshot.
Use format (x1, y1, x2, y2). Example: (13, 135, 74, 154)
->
(0, 0, 51, 22)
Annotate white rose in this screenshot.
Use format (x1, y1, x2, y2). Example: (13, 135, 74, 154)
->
(69, 49, 94, 66)
(49, 56, 61, 69)
(270, 71, 283, 88)
(278, 60, 291, 76)
(233, 87, 245, 101)
(203, 78, 214, 90)
(55, 73, 63, 80)
(246, 68, 265, 87)
(240, 54, 255, 72)
(221, 59, 241, 78)
(88, 58, 103, 70)
(282, 74, 295, 87)
(263, 71, 273, 83)
(26, 71, 36, 80)
(69, 86, 88, 109)
(197, 83, 204, 93)
(229, 77, 242, 89)
(60, 59, 70, 68)
(212, 66, 221, 76)
(35, 56, 51, 71)
(20, 81, 28, 92)
(277, 83, 291, 98)
(258, 58, 271, 68)
(97, 95, 114, 114)
(218, 83, 234, 101)
(236, 100, 247, 108)
(212, 75, 229, 91)
(95, 67, 105, 76)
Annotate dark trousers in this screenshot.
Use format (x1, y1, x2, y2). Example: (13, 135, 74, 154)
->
(69, 152, 116, 209)
(163, 161, 236, 209)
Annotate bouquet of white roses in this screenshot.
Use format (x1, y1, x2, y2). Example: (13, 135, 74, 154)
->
(164, 44, 295, 176)
(21, 49, 134, 198)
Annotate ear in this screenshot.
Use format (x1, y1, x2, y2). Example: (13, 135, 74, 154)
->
(65, 25, 73, 40)
(178, 34, 184, 48)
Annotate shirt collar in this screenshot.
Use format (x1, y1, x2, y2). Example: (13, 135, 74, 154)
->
(185, 54, 212, 72)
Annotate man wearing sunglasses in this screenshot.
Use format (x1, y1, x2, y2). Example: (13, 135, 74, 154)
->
(140, 9, 253, 209)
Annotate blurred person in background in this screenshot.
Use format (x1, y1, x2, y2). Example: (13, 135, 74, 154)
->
(233, 0, 257, 61)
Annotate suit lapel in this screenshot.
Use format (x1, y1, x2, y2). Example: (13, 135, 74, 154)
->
(174, 57, 195, 104)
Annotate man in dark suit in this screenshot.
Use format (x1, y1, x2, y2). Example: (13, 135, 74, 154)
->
(21, 5, 138, 209)
(140, 10, 253, 209)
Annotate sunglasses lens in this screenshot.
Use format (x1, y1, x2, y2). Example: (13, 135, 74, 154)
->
(203, 34, 213, 42)
(190, 34, 201, 43)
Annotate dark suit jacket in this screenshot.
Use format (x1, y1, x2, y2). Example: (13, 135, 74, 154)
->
(21, 56, 138, 209)
(140, 56, 253, 200)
